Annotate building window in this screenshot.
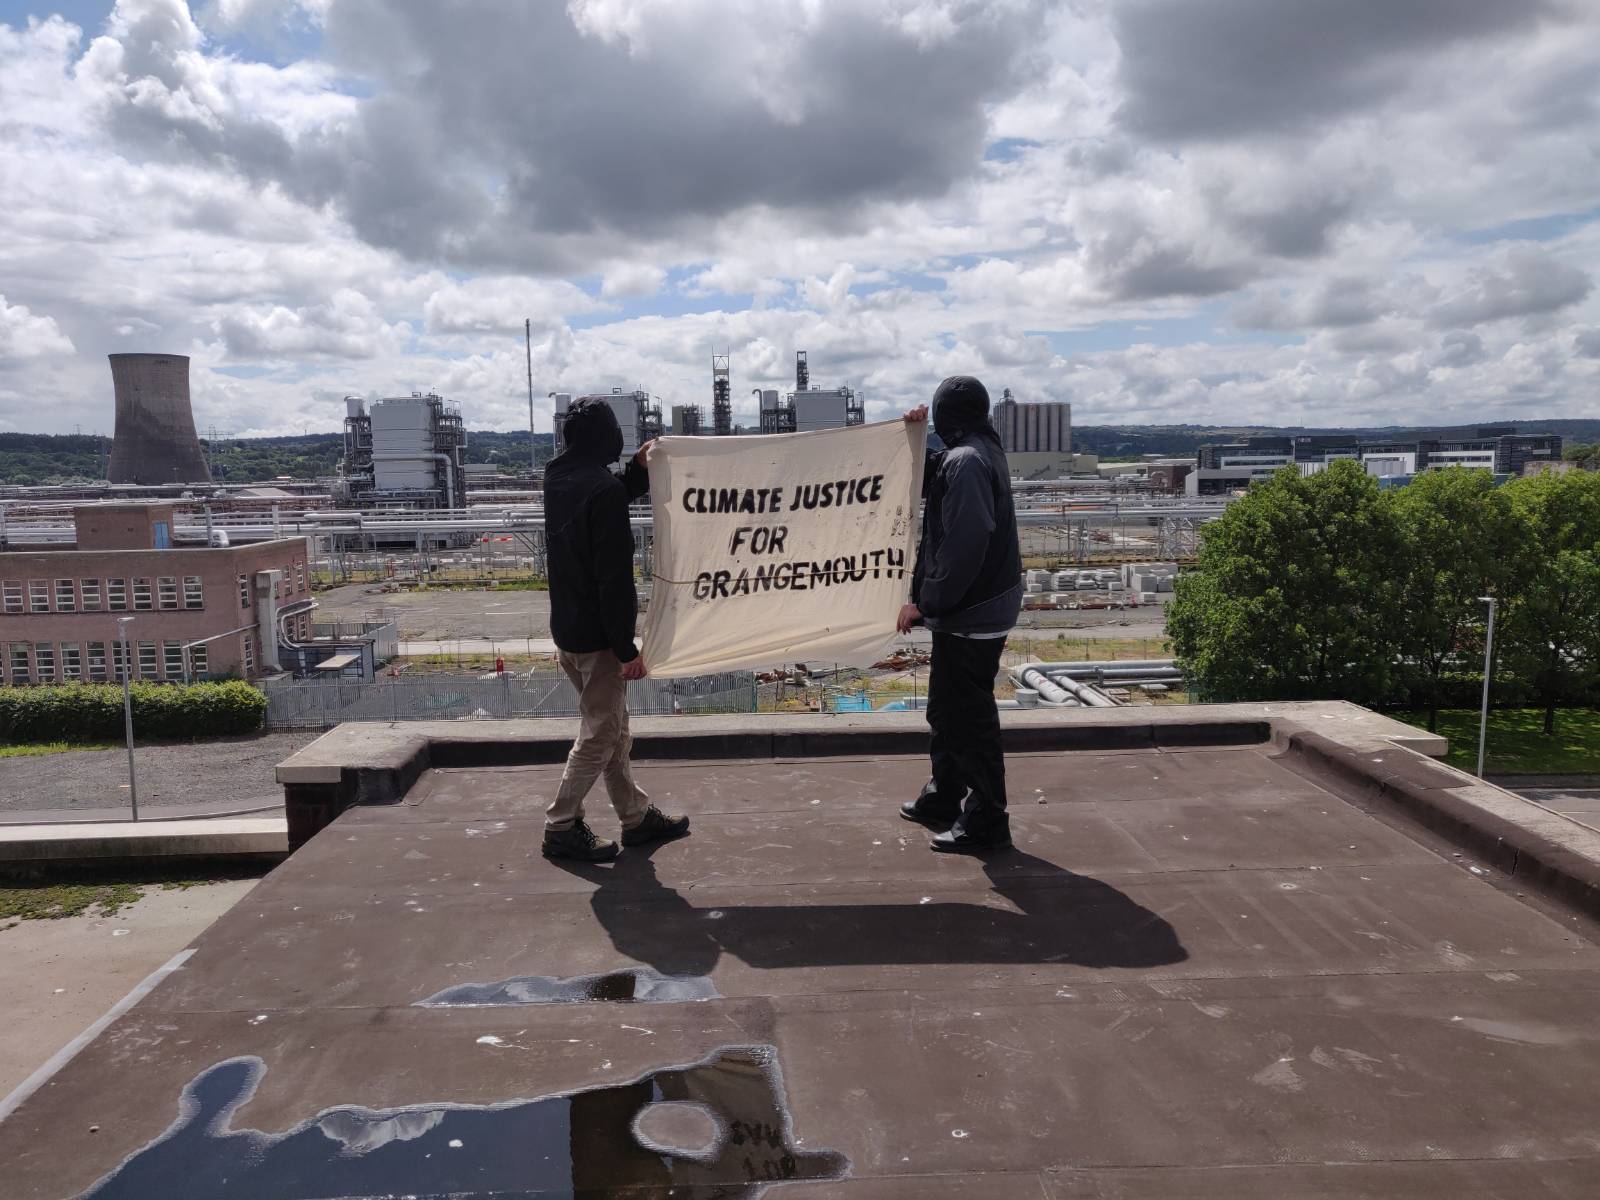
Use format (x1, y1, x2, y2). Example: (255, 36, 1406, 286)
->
(157, 577, 179, 610)
(137, 640, 158, 679)
(163, 641, 185, 679)
(107, 578, 128, 611)
(296, 560, 306, 593)
(112, 640, 130, 683)
(88, 642, 108, 682)
(242, 632, 255, 675)
(29, 580, 49, 612)
(54, 579, 76, 611)
(9, 643, 30, 685)
(238, 574, 250, 610)
(153, 521, 172, 549)
(2, 581, 21, 613)
(191, 644, 208, 676)
(182, 576, 203, 609)
(81, 579, 102, 611)
(132, 578, 153, 610)
(61, 643, 81, 681)
(34, 643, 55, 682)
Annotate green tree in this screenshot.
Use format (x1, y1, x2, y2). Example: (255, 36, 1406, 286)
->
(1562, 443, 1599, 470)
(1499, 470, 1600, 734)
(1169, 460, 1405, 703)
(1390, 468, 1528, 730)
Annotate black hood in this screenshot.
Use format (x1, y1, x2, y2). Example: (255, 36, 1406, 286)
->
(931, 375, 993, 445)
(560, 397, 625, 463)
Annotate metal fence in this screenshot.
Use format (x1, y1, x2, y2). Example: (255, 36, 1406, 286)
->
(262, 668, 758, 728)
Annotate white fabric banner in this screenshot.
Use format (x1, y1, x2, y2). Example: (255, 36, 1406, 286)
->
(639, 420, 928, 678)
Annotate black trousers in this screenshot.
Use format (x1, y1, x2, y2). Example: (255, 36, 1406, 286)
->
(922, 631, 1009, 836)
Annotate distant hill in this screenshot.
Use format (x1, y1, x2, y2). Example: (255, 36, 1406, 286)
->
(0, 420, 1594, 484)
(0, 430, 557, 486)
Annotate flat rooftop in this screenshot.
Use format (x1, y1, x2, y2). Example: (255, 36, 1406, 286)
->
(5, 708, 1600, 1197)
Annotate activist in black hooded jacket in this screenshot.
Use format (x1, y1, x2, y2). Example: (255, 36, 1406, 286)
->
(545, 398, 649, 663)
(911, 376, 1023, 636)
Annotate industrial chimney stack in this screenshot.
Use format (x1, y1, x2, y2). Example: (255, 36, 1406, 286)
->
(106, 353, 213, 485)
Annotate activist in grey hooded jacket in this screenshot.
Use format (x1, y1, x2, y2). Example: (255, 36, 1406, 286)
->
(910, 376, 1023, 636)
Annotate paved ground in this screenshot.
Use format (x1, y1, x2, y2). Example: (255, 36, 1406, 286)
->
(0, 733, 317, 820)
(1516, 787, 1600, 835)
(5, 743, 1600, 1196)
(317, 583, 555, 641)
(0, 879, 258, 1101)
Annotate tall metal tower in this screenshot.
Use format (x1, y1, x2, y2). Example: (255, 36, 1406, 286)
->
(795, 350, 809, 392)
(712, 355, 732, 436)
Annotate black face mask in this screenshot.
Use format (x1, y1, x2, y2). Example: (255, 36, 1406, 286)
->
(562, 400, 625, 462)
(931, 375, 991, 444)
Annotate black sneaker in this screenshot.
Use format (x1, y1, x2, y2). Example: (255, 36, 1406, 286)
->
(542, 821, 620, 863)
(622, 805, 691, 848)
(930, 824, 1013, 854)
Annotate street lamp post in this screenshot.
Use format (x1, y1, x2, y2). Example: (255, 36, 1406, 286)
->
(1477, 596, 1498, 779)
(117, 615, 139, 820)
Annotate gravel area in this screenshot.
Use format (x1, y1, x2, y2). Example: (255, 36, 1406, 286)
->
(0, 732, 319, 818)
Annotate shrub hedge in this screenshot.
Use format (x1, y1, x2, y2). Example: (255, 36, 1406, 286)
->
(0, 681, 267, 743)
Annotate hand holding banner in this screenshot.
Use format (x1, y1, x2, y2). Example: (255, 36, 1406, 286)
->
(638, 420, 928, 677)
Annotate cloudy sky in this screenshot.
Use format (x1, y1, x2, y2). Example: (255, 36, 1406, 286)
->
(2, 0, 1598, 438)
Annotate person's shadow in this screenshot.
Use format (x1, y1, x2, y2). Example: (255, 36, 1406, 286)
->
(550, 845, 1186, 979)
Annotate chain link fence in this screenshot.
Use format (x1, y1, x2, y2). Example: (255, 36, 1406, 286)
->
(262, 668, 757, 728)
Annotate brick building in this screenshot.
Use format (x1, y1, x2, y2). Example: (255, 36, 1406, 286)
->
(0, 504, 311, 686)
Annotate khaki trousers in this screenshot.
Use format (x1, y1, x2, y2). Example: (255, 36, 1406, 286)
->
(547, 648, 650, 831)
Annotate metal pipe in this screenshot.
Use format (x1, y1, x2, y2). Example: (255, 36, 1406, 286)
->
(1477, 596, 1497, 779)
(117, 616, 138, 821)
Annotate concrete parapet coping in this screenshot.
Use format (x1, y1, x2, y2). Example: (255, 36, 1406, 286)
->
(0, 816, 287, 869)
(274, 700, 1446, 786)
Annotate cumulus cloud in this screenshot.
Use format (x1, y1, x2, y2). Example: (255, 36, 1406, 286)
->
(0, 0, 1598, 437)
(1113, 0, 1563, 141)
(423, 278, 603, 335)
(0, 295, 75, 359)
(213, 288, 405, 359)
(1425, 248, 1592, 328)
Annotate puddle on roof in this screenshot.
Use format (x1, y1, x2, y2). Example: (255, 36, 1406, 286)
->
(416, 966, 719, 1007)
(81, 1045, 845, 1199)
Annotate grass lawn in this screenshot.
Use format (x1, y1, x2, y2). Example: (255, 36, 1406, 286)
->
(0, 741, 117, 759)
(1394, 708, 1600, 775)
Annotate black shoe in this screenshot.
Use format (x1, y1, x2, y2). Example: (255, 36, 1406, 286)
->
(622, 805, 691, 848)
(930, 824, 1013, 854)
(900, 796, 961, 830)
(542, 821, 619, 863)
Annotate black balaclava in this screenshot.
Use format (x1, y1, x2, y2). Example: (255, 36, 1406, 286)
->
(559, 397, 625, 463)
(931, 375, 992, 446)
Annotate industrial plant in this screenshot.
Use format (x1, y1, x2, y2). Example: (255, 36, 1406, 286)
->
(336, 393, 468, 510)
(560, 350, 866, 452)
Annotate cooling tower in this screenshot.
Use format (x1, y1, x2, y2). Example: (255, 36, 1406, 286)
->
(106, 353, 213, 485)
